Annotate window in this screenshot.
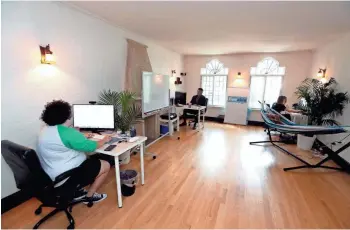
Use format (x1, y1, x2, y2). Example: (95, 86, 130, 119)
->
(200, 59, 228, 107)
(249, 57, 285, 109)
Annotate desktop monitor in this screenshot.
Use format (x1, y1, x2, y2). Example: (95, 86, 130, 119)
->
(73, 104, 114, 130)
(175, 91, 186, 105)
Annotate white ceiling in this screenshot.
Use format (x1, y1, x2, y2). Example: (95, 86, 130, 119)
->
(69, 1, 350, 55)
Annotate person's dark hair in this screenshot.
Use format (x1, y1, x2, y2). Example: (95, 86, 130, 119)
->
(198, 88, 203, 91)
(40, 100, 72, 126)
(277, 96, 287, 104)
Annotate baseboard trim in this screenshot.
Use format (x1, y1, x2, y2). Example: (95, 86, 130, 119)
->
(205, 116, 224, 123)
(1, 189, 32, 214)
(247, 120, 265, 126)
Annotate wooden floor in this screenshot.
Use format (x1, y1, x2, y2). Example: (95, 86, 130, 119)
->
(2, 122, 350, 229)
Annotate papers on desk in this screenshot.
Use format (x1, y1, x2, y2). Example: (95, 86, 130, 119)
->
(92, 134, 105, 140)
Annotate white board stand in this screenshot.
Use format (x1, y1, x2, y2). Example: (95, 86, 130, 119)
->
(135, 72, 175, 159)
(133, 107, 173, 159)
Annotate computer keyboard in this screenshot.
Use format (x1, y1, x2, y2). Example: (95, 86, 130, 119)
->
(106, 137, 122, 145)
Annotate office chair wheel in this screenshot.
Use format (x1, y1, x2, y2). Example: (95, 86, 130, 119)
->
(35, 206, 42, 215)
(87, 202, 94, 208)
(153, 156, 157, 160)
(133, 152, 137, 155)
(177, 137, 180, 140)
(67, 223, 75, 229)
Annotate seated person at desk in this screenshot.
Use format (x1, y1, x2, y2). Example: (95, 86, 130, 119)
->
(37, 100, 112, 204)
(180, 88, 206, 129)
(272, 96, 301, 120)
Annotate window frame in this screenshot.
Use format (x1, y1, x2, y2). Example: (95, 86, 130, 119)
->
(248, 57, 285, 110)
(200, 74, 228, 108)
(249, 75, 284, 110)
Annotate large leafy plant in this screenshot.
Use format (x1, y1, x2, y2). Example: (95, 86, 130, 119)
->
(295, 78, 349, 125)
(98, 90, 141, 133)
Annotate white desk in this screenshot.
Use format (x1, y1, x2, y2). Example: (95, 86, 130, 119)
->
(182, 105, 206, 129)
(290, 113, 309, 125)
(95, 135, 147, 208)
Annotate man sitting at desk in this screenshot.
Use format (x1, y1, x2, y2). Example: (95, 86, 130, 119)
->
(37, 100, 112, 204)
(180, 88, 206, 129)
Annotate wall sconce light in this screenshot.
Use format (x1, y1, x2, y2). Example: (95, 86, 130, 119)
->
(234, 71, 244, 86)
(180, 72, 187, 76)
(317, 68, 326, 78)
(171, 70, 176, 78)
(40, 44, 55, 64)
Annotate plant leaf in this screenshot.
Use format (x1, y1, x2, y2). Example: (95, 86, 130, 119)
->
(98, 90, 140, 132)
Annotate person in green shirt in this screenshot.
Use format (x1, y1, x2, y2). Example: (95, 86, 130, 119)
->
(37, 100, 112, 204)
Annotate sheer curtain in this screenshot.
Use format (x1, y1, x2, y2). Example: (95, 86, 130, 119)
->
(248, 76, 265, 108)
(124, 39, 152, 96)
(248, 76, 282, 108)
(264, 76, 282, 105)
(124, 39, 159, 139)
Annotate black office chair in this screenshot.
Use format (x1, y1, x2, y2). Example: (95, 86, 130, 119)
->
(1, 140, 92, 229)
(188, 98, 208, 129)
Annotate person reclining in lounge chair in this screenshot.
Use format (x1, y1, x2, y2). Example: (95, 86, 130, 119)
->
(272, 96, 301, 120)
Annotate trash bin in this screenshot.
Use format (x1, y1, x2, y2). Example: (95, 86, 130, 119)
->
(120, 169, 138, 196)
(160, 124, 169, 135)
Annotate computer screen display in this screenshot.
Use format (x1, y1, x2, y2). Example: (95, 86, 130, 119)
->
(73, 104, 114, 129)
(175, 91, 187, 105)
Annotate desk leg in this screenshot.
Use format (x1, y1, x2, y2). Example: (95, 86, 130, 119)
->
(140, 142, 145, 185)
(177, 117, 180, 131)
(114, 156, 123, 208)
(169, 121, 173, 136)
(203, 109, 205, 128)
(198, 110, 200, 129)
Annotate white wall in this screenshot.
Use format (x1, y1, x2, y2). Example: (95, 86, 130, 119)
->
(183, 51, 313, 119)
(311, 32, 350, 125)
(1, 1, 183, 198)
(311, 32, 350, 163)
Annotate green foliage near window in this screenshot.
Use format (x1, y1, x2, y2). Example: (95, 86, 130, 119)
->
(98, 90, 141, 133)
(295, 78, 349, 125)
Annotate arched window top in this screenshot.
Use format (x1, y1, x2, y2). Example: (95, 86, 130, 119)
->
(201, 59, 228, 75)
(250, 57, 285, 75)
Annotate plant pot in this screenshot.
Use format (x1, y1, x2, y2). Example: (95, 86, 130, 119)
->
(119, 150, 131, 165)
(297, 134, 316, 151)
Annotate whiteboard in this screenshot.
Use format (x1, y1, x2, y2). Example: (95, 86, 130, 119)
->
(142, 72, 170, 116)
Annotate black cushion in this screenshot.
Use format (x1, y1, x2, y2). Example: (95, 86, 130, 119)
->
(160, 113, 177, 120)
(1, 140, 81, 207)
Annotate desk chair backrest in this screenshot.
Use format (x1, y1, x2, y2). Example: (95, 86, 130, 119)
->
(204, 98, 208, 113)
(1, 140, 57, 205)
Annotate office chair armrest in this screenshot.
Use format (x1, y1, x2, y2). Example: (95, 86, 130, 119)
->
(54, 167, 80, 185)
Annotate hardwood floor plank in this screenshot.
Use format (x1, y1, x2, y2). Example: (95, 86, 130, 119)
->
(2, 122, 350, 229)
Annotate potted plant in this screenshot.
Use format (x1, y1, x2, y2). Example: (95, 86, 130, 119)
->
(98, 90, 141, 134)
(98, 90, 141, 164)
(294, 78, 349, 150)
